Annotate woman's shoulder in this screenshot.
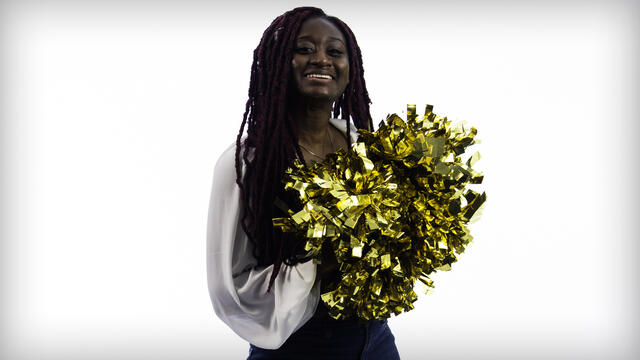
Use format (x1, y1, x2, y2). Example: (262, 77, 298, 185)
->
(329, 118, 358, 142)
(214, 142, 237, 174)
(215, 136, 253, 165)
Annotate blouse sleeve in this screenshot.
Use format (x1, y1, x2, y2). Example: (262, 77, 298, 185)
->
(206, 143, 320, 350)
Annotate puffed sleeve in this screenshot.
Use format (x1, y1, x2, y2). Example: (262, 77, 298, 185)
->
(206, 143, 320, 349)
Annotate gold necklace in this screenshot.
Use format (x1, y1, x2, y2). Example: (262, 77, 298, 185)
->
(298, 143, 324, 160)
(298, 127, 333, 161)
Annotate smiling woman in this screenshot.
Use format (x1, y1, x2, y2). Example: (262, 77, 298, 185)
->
(206, 6, 400, 360)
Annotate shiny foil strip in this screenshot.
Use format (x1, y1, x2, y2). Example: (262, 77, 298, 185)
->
(273, 104, 486, 320)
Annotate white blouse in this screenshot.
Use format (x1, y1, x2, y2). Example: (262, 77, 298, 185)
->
(207, 118, 357, 349)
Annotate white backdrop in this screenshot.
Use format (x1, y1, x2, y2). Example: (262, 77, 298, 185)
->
(2, 0, 638, 359)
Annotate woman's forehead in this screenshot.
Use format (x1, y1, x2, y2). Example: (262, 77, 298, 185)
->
(296, 17, 345, 43)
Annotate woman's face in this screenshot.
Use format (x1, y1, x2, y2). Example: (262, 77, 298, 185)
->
(291, 17, 350, 102)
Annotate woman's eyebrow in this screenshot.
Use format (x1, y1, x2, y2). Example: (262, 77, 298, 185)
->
(327, 37, 345, 45)
(296, 35, 345, 45)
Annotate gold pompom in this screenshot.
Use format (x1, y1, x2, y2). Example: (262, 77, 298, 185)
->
(273, 104, 486, 320)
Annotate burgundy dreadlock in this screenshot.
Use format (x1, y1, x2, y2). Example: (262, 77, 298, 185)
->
(235, 7, 373, 291)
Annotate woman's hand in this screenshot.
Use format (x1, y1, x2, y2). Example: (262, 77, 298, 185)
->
(317, 261, 338, 278)
(317, 240, 339, 284)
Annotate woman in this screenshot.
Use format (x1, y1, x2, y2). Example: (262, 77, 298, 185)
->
(207, 7, 401, 359)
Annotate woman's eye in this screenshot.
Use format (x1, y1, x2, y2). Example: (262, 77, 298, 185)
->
(295, 47, 312, 54)
(328, 49, 344, 56)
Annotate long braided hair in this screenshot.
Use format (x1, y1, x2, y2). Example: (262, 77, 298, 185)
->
(235, 7, 373, 291)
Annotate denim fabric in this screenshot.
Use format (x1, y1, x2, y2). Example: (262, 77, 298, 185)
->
(247, 306, 400, 360)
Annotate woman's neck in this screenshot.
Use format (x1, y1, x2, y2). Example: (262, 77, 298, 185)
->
(291, 100, 333, 146)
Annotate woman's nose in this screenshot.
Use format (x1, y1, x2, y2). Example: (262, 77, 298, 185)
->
(310, 50, 330, 66)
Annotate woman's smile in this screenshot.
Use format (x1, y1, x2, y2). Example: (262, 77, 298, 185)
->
(305, 73, 333, 80)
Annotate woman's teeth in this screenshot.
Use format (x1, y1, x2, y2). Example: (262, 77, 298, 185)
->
(306, 74, 332, 79)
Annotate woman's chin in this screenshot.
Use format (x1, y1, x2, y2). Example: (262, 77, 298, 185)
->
(295, 91, 339, 104)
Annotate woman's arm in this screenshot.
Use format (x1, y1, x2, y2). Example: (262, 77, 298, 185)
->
(206, 144, 320, 349)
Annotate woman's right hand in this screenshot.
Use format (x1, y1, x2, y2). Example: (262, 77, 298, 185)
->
(317, 241, 339, 292)
(317, 261, 338, 278)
